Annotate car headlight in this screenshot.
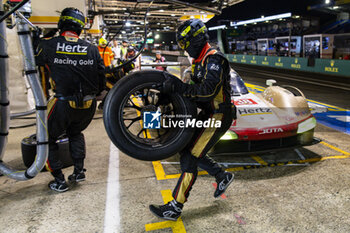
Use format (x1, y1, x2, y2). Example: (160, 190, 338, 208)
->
(220, 131, 238, 140)
(297, 117, 316, 134)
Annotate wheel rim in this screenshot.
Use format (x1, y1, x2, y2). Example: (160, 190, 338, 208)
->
(117, 82, 189, 148)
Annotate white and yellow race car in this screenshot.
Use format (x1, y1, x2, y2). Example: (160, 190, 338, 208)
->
(213, 71, 317, 155)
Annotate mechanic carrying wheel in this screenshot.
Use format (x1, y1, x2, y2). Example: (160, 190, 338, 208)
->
(35, 8, 105, 192)
(149, 19, 236, 220)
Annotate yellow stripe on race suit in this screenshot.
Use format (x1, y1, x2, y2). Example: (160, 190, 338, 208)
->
(35, 48, 43, 57)
(45, 162, 53, 172)
(191, 113, 224, 157)
(39, 66, 47, 98)
(214, 86, 224, 109)
(47, 97, 58, 114)
(175, 172, 195, 204)
(180, 25, 191, 37)
(56, 51, 87, 55)
(106, 81, 114, 89)
(68, 99, 93, 109)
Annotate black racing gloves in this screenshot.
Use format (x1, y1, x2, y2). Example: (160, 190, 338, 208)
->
(159, 72, 185, 94)
(161, 77, 176, 93)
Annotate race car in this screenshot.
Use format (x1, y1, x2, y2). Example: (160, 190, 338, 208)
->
(212, 70, 317, 155)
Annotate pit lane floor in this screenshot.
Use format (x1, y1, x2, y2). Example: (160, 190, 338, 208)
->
(1, 65, 350, 233)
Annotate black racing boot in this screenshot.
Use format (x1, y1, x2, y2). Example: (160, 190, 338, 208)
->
(149, 200, 183, 221)
(214, 171, 234, 198)
(68, 168, 86, 183)
(48, 174, 69, 192)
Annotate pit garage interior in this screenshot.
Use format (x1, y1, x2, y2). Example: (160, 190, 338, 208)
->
(0, 0, 350, 233)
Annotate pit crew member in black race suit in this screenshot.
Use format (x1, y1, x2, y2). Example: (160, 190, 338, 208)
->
(35, 8, 105, 192)
(149, 19, 235, 220)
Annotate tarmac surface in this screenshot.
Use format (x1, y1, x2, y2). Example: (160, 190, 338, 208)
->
(0, 60, 350, 233)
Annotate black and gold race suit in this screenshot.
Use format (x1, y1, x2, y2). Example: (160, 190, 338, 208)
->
(172, 43, 235, 204)
(35, 31, 105, 174)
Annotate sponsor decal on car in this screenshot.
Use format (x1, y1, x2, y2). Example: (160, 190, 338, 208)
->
(234, 99, 258, 106)
(259, 128, 284, 134)
(295, 110, 309, 116)
(238, 107, 272, 116)
(283, 116, 296, 121)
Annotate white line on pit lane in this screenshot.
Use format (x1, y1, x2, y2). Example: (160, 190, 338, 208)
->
(103, 143, 120, 233)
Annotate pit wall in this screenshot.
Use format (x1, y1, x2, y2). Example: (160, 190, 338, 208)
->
(224, 54, 350, 77)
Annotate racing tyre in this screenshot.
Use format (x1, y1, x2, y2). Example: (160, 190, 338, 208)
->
(21, 134, 73, 170)
(103, 70, 197, 161)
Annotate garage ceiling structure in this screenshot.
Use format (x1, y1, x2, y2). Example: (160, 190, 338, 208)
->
(87, 0, 244, 40)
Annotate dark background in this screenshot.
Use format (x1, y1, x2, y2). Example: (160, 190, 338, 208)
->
(207, 0, 334, 26)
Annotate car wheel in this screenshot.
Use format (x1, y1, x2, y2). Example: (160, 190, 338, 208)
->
(21, 134, 73, 170)
(103, 70, 197, 161)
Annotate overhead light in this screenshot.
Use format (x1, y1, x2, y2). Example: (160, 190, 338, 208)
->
(254, 22, 257, 24)
(147, 13, 151, 16)
(200, 11, 205, 14)
(157, 29, 160, 31)
(171, 14, 176, 16)
(155, 34, 160, 39)
(333, 6, 339, 9)
(231, 12, 292, 26)
(325, 0, 330, 4)
(136, 27, 140, 29)
(162, 41, 165, 44)
(122, 31, 126, 34)
(190, 15, 195, 19)
(157, 22, 160, 25)
(125, 22, 131, 27)
(261, 15, 265, 18)
(159, 9, 164, 12)
(208, 25, 226, 31)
